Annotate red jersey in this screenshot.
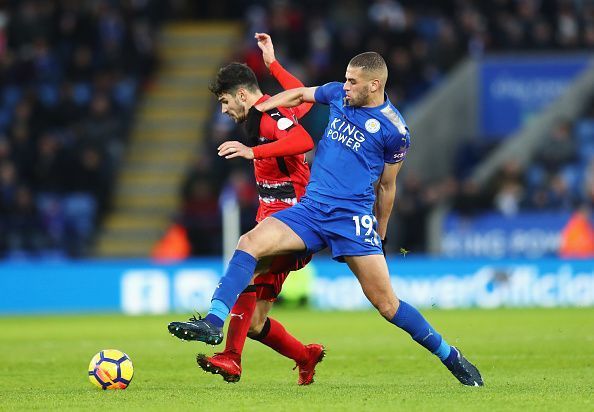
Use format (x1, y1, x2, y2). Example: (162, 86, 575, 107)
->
(240, 60, 314, 222)
(245, 97, 312, 221)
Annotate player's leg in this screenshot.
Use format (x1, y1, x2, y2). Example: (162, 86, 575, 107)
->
(195, 284, 257, 382)
(194, 259, 278, 382)
(344, 254, 483, 386)
(203, 217, 306, 328)
(248, 269, 325, 385)
(168, 201, 325, 345)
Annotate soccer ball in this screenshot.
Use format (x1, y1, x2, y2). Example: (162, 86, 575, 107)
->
(88, 349, 134, 390)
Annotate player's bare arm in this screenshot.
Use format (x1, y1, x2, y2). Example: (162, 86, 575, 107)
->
(255, 87, 317, 112)
(374, 162, 403, 240)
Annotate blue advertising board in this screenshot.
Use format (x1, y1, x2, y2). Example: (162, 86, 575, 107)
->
(1, 257, 593, 314)
(479, 56, 589, 138)
(312, 258, 594, 310)
(442, 211, 571, 259)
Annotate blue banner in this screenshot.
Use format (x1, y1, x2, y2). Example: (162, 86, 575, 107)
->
(1, 257, 593, 314)
(442, 212, 571, 259)
(313, 258, 594, 310)
(0, 259, 223, 315)
(479, 56, 589, 138)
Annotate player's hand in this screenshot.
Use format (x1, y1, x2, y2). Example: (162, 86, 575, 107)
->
(255, 32, 276, 69)
(381, 237, 388, 256)
(217, 141, 254, 160)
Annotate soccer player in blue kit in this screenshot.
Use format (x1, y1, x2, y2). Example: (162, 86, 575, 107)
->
(168, 52, 484, 386)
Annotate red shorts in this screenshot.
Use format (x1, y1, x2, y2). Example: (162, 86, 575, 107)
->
(253, 253, 312, 301)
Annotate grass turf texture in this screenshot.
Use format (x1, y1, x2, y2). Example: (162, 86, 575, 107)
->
(0, 308, 592, 411)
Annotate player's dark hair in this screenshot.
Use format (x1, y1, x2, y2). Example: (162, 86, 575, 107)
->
(348, 52, 387, 73)
(209, 62, 260, 96)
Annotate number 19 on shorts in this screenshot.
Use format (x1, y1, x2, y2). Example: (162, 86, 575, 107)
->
(352, 215, 381, 247)
(352, 215, 375, 236)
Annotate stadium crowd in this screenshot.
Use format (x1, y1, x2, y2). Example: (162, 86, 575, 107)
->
(0, 0, 164, 258)
(181, 0, 594, 256)
(2, 0, 593, 258)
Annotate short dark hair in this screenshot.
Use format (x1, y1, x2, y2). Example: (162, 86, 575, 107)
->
(209, 62, 260, 96)
(348, 52, 387, 73)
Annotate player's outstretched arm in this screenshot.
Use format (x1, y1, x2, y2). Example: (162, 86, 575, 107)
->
(255, 32, 313, 119)
(269, 62, 313, 118)
(255, 32, 303, 90)
(255, 87, 317, 112)
(255, 32, 276, 70)
(374, 162, 404, 240)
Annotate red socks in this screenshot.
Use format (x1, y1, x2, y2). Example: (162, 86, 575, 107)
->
(223, 287, 307, 365)
(252, 317, 308, 364)
(223, 287, 257, 361)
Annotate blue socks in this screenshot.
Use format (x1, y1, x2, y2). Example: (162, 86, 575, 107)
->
(205, 301, 228, 328)
(390, 300, 452, 362)
(205, 250, 258, 327)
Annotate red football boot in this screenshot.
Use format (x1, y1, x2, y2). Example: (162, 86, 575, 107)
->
(196, 353, 242, 383)
(295, 344, 326, 385)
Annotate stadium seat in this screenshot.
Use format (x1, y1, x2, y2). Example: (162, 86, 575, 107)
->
(38, 83, 60, 107)
(73, 83, 93, 106)
(2, 86, 22, 110)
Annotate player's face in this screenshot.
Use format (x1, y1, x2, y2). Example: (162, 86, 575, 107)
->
(343, 66, 371, 107)
(218, 92, 247, 123)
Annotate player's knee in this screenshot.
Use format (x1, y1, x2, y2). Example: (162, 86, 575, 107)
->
(237, 232, 260, 257)
(374, 300, 398, 320)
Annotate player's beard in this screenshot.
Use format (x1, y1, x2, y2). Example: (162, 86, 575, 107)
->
(233, 96, 248, 123)
(350, 88, 370, 107)
(236, 97, 249, 123)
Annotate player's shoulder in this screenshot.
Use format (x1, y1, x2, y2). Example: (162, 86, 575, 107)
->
(321, 81, 344, 92)
(260, 106, 296, 132)
(376, 101, 409, 137)
(315, 81, 345, 104)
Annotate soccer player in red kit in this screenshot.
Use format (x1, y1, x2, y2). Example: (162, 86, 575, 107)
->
(194, 33, 324, 385)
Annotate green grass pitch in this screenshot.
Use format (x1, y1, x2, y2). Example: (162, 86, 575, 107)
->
(0, 308, 592, 411)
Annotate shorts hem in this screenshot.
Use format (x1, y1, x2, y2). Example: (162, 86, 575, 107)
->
(332, 250, 384, 262)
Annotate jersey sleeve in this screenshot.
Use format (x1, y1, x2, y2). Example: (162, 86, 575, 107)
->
(313, 82, 343, 105)
(251, 108, 314, 159)
(384, 128, 410, 164)
(269, 60, 313, 119)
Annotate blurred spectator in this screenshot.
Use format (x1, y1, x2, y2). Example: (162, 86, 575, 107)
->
(5, 185, 45, 255)
(225, 169, 259, 235)
(392, 173, 431, 252)
(180, 175, 222, 256)
(583, 158, 594, 207)
(368, 0, 406, 32)
(78, 93, 123, 161)
(152, 223, 191, 262)
(490, 160, 527, 216)
(559, 206, 594, 258)
(534, 120, 577, 174)
(34, 133, 64, 190)
(451, 177, 491, 216)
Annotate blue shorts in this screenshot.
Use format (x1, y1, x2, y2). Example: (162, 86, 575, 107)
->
(271, 196, 383, 261)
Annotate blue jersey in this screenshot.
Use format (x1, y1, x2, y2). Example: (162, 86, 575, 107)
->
(309, 82, 410, 210)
